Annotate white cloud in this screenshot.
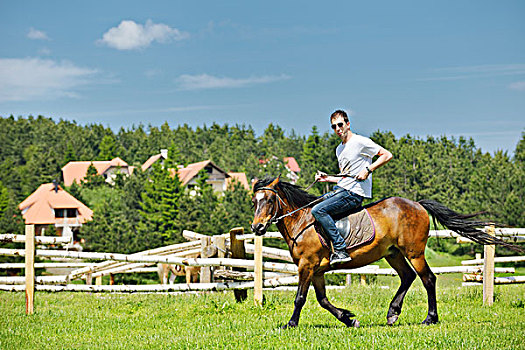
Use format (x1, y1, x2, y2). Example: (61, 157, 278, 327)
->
(38, 47, 51, 56)
(176, 74, 291, 90)
(509, 81, 525, 91)
(0, 57, 97, 102)
(144, 69, 162, 78)
(421, 64, 525, 81)
(98, 19, 189, 50)
(27, 28, 50, 40)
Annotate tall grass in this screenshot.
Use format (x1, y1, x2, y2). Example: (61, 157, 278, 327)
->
(1, 282, 524, 350)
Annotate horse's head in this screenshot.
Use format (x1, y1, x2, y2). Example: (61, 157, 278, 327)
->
(251, 176, 284, 235)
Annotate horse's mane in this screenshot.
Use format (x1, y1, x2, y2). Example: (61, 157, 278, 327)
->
(253, 177, 318, 208)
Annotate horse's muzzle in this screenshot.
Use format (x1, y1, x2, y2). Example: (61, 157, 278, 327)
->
(251, 222, 267, 235)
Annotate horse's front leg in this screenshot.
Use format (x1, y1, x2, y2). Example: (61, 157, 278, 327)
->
(282, 263, 314, 329)
(312, 274, 359, 327)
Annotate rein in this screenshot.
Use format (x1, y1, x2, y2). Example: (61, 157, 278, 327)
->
(256, 173, 357, 224)
(271, 197, 323, 223)
(256, 171, 362, 227)
(304, 173, 357, 191)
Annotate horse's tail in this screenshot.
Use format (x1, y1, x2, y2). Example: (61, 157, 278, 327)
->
(418, 199, 524, 253)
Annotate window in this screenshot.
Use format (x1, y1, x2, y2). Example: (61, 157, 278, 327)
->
(54, 208, 78, 218)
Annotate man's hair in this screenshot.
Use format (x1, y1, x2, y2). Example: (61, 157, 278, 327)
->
(330, 109, 349, 123)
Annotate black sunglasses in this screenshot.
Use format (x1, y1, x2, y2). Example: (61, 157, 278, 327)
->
(331, 122, 345, 130)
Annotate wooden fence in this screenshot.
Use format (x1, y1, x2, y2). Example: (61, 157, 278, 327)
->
(429, 226, 525, 306)
(0, 225, 523, 314)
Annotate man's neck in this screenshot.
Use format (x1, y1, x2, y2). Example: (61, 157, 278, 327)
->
(341, 131, 354, 144)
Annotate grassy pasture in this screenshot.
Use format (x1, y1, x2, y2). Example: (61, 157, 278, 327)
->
(1, 281, 524, 350)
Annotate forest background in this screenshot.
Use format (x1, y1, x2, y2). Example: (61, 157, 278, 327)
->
(0, 115, 523, 257)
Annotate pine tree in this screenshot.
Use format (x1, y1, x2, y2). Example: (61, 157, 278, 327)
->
(299, 126, 327, 194)
(137, 162, 184, 246)
(0, 180, 8, 215)
(98, 135, 118, 160)
(82, 163, 106, 189)
(221, 179, 253, 231)
(0, 180, 24, 235)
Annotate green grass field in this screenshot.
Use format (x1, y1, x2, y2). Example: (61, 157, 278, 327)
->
(1, 280, 524, 350)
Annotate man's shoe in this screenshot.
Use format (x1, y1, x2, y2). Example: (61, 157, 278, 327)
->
(330, 250, 352, 265)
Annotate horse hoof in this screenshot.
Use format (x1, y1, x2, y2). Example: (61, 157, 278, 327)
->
(281, 322, 297, 329)
(421, 317, 438, 325)
(387, 315, 398, 325)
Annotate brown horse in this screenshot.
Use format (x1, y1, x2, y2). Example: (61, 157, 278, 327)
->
(250, 176, 521, 328)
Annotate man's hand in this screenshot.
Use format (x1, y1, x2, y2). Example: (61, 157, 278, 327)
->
(315, 170, 328, 182)
(356, 169, 370, 181)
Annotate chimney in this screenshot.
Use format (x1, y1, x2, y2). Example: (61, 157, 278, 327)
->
(52, 179, 59, 193)
(160, 149, 168, 159)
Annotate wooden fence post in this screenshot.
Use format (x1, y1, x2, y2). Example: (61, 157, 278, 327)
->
(25, 224, 35, 315)
(229, 227, 247, 302)
(215, 236, 226, 259)
(254, 235, 263, 306)
(200, 236, 213, 283)
(345, 274, 352, 286)
(483, 225, 495, 306)
(360, 274, 367, 286)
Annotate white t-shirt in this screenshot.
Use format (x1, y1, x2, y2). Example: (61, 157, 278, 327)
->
(336, 134, 381, 198)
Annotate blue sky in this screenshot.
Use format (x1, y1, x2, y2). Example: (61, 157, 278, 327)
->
(1, 1, 524, 154)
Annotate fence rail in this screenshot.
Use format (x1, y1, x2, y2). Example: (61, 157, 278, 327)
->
(1, 224, 524, 315)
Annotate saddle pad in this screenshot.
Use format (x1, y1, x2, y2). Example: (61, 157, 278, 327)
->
(341, 208, 375, 249)
(315, 208, 375, 250)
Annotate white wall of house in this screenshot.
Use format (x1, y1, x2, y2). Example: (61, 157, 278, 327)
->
(103, 166, 131, 184)
(186, 165, 228, 195)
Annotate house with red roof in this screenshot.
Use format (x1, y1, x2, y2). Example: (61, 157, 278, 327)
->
(169, 160, 250, 194)
(62, 157, 133, 186)
(143, 151, 251, 193)
(226, 172, 251, 191)
(18, 182, 93, 241)
(141, 149, 168, 172)
(259, 156, 302, 184)
(283, 157, 301, 183)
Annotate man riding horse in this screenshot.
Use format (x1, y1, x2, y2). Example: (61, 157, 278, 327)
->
(312, 109, 393, 265)
(251, 112, 521, 328)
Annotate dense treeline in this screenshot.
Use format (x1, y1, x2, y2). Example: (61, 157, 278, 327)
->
(0, 115, 523, 254)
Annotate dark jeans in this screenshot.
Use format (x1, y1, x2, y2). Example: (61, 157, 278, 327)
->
(311, 186, 363, 251)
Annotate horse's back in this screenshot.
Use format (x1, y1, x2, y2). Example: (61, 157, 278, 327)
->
(365, 197, 430, 242)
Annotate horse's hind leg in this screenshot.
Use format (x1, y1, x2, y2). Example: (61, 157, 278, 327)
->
(312, 274, 359, 328)
(407, 255, 438, 325)
(384, 248, 417, 325)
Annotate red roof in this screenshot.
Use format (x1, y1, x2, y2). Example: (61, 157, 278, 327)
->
(226, 172, 250, 190)
(283, 157, 301, 173)
(18, 183, 93, 225)
(141, 154, 163, 172)
(62, 157, 129, 186)
(260, 156, 301, 173)
(168, 160, 230, 186)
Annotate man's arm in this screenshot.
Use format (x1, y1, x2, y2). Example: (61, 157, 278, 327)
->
(356, 147, 393, 181)
(315, 171, 340, 183)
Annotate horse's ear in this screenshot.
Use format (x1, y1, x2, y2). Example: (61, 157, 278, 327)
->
(269, 175, 280, 188)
